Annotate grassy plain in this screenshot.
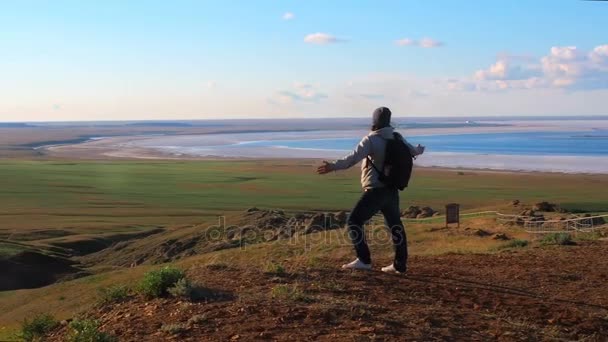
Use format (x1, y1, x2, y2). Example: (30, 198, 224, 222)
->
(1, 158, 606, 258)
(1, 159, 607, 231)
(1, 159, 608, 340)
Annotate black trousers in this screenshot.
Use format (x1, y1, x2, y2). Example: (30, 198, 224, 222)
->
(347, 187, 408, 272)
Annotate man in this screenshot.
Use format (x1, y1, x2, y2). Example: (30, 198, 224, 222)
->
(317, 107, 425, 274)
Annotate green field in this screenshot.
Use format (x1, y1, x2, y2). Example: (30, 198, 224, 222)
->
(1, 159, 608, 340)
(1, 158, 607, 257)
(1, 160, 607, 235)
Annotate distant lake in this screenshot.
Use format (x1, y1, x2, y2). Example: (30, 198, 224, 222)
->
(129, 129, 608, 173)
(224, 131, 608, 157)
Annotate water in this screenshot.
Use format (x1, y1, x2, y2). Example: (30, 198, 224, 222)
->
(236, 131, 608, 156)
(129, 128, 608, 173)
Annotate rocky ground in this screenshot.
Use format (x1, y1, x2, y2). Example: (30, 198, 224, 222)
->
(78, 208, 350, 269)
(46, 242, 608, 341)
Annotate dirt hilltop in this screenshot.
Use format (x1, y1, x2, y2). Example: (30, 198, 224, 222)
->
(46, 242, 608, 341)
(4, 206, 608, 341)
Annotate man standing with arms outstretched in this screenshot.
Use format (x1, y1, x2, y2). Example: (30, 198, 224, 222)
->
(317, 107, 425, 274)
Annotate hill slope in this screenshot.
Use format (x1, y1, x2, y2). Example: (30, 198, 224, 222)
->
(2, 210, 607, 341)
(44, 242, 608, 341)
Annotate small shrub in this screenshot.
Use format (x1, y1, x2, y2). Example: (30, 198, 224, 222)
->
(20, 313, 58, 342)
(265, 262, 286, 275)
(306, 256, 323, 268)
(348, 303, 374, 320)
(167, 278, 193, 299)
(271, 284, 289, 298)
(67, 318, 116, 342)
(160, 323, 188, 335)
(187, 314, 208, 325)
(541, 233, 574, 246)
(498, 239, 529, 250)
(205, 262, 229, 270)
(137, 266, 186, 298)
(319, 280, 346, 292)
(98, 285, 129, 305)
(575, 231, 603, 241)
(457, 171, 465, 176)
(271, 284, 312, 302)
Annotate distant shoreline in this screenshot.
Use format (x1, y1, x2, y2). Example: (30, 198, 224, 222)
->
(42, 123, 608, 174)
(2, 115, 608, 126)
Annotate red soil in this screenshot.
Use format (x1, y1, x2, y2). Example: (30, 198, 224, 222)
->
(47, 242, 608, 341)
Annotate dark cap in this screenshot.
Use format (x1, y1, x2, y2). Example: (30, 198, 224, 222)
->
(372, 107, 392, 130)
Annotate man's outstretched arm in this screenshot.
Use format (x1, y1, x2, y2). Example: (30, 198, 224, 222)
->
(401, 136, 425, 158)
(317, 137, 371, 175)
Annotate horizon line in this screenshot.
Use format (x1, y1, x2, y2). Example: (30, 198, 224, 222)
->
(2, 114, 608, 124)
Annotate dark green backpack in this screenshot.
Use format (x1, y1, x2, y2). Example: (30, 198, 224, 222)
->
(367, 132, 414, 190)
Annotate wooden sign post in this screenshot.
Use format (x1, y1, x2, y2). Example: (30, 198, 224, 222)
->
(445, 203, 460, 228)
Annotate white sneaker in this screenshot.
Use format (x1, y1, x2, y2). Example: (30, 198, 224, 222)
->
(341, 258, 372, 270)
(381, 264, 405, 274)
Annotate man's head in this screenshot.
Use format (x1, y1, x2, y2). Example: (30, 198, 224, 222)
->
(372, 107, 392, 130)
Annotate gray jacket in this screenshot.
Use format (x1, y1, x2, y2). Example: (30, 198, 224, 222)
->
(330, 127, 421, 190)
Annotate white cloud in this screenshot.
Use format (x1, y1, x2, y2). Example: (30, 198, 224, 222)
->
(205, 81, 217, 89)
(590, 45, 608, 66)
(474, 60, 509, 80)
(541, 47, 584, 78)
(451, 44, 608, 92)
(447, 79, 475, 91)
(304, 33, 344, 45)
(282, 12, 294, 20)
(395, 37, 443, 48)
(339, 73, 442, 106)
(271, 83, 328, 104)
(344, 93, 386, 101)
(474, 59, 540, 81)
(359, 93, 385, 100)
(408, 90, 429, 98)
(278, 90, 328, 102)
(395, 38, 416, 46)
(293, 82, 315, 89)
(419, 38, 443, 48)
(538, 45, 608, 89)
(548, 46, 580, 60)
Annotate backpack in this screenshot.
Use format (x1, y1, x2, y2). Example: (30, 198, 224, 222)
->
(367, 132, 414, 190)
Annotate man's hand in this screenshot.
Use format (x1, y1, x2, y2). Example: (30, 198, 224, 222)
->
(317, 161, 334, 175)
(415, 144, 426, 155)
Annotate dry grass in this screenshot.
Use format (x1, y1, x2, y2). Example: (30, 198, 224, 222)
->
(1, 153, 607, 339)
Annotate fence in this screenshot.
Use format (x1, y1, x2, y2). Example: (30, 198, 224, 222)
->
(247, 208, 608, 234)
(404, 210, 608, 234)
(496, 212, 608, 234)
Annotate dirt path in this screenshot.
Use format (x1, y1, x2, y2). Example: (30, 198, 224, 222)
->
(48, 243, 608, 341)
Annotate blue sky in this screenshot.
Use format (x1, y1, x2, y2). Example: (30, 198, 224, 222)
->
(1, 0, 607, 121)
